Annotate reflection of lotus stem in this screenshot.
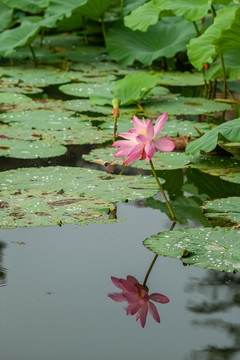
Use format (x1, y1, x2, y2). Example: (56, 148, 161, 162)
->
(149, 160, 176, 223)
(220, 53, 227, 99)
(143, 222, 176, 287)
(113, 116, 117, 142)
(143, 254, 158, 287)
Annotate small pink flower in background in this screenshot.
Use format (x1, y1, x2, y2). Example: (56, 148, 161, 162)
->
(108, 275, 169, 328)
(112, 113, 175, 164)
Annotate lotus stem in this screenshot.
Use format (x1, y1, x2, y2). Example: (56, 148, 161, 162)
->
(82, 16, 88, 45)
(120, 0, 124, 20)
(193, 21, 201, 36)
(220, 53, 227, 99)
(211, 5, 216, 23)
(149, 160, 176, 223)
(29, 44, 38, 67)
(101, 16, 107, 43)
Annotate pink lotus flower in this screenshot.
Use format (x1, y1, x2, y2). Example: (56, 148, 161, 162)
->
(112, 113, 175, 164)
(108, 275, 169, 328)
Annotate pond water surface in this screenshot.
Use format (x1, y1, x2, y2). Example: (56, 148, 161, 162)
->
(1, 154, 240, 360)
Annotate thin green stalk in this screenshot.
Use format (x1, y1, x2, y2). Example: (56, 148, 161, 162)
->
(211, 4, 216, 23)
(220, 53, 227, 99)
(120, 0, 124, 20)
(82, 16, 88, 45)
(202, 69, 208, 98)
(101, 16, 107, 43)
(193, 21, 201, 36)
(29, 44, 38, 66)
(149, 160, 176, 223)
(113, 116, 117, 143)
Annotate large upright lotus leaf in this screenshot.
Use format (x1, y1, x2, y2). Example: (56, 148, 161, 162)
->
(0, 166, 160, 202)
(44, 0, 88, 18)
(0, 67, 71, 87)
(156, 71, 204, 86)
(77, 0, 113, 20)
(106, 18, 195, 66)
(0, 92, 32, 104)
(153, 0, 211, 21)
(0, 138, 66, 159)
(186, 119, 240, 155)
(0, 22, 41, 57)
(204, 49, 240, 81)
(59, 82, 114, 99)
(143, 96, 231, 115)
(0, 123, 112, 145)
(187, 6, 238, 70)
(144, 227, 240, 273)
(124, 1, 160, 32)
(203, 197, 240, 226)
(62, 99, 113, 114)
(101, 118, 213, 137)
(2, 0, 49, 13)
(112, 73, 160, 106)
(213, 7, 240, 53)
(123, 0, 146, 15)
(0, 1, 12, 32)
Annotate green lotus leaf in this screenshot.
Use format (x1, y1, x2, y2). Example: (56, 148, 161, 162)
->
(0, 67, 71, 87)
(0, 1, 12, 32)
(112, 72, 160, 105)
(204, 49, 240, 81)
(44, 0, 88, 19)
(143, 96, 231, 115)
(70, 61, 121, 74)
(62, 99, 113, 114)
(148, 86, 170, 97)
(106, 18, 195, 66)
(124, 1, 160, 32)
(0, 79, 43, 94)
(0, 166, 160, 228)
(101, 118, 213, 137)
(213, 7, 240, 53)
(83, 147, 240, 171)
(218, 141, 240, 159)
(2, 0, 49, 13)
(76, 0, 113, 20)
(186, 118, 240, 155)
(153, 0, 211, 21)
(203, 197, 240, 226)
(0, 92, 32, 104)
(187, 6, 238, 70)
(0, 22, 41, 57)
(59, 82, 114, 99)
(156, 71, 204, 86)
(144, 227, 240, 273)
(123, 0, 146, 16)
(0, 138, 67, 159)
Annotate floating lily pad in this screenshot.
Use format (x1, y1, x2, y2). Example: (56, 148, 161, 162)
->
(203, 197, 240, 226)
(83, 147, 240, 171)
(0, 67, 72, 87)
(59, 82, 114, 99)
(0, 92, 32, 104)
(0, 166, 160, 228)
(101, 118, 213, 137)
(143, 96, 231, 115)
(0, 138, 67, 159)
(0, 80, 43, 94)
(144, 227, 240, 273)
(0, 123, 112, 145)
(62, 99, 113, 114)
(156, 71, 204, 86)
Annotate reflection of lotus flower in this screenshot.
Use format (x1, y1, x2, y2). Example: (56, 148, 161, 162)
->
(112, 113, 175, 164)
(108, 275, 169, 328)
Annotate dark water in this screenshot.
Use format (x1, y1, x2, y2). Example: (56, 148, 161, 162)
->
(1, 195, 240, 360)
